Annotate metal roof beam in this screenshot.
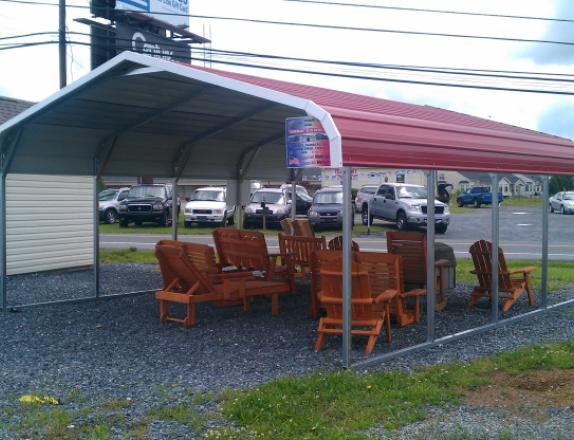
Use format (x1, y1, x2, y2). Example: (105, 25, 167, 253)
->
(95, 87, 208, 177)
(173, 102, 276, 180)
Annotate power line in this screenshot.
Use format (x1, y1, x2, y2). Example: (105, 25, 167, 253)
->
(0, 31, 58, 41)
(284, 0, 574, 24)
(66, 40, 574, 96)
(0, 40, 58, 50)
(3, 0, 574, 48)
(69, 30, 574, 83)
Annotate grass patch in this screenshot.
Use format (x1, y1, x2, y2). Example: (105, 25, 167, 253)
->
(100, 248, 157, 265)
(148, 403, 205, 431)
(210, 342, 574, 439)
(449, 196, 542, 214)
(456, 258, 574, 291)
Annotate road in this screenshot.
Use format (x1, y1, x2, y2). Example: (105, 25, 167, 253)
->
(100, 206, 574, 260)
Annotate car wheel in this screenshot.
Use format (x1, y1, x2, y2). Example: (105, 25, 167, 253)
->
(457, 201, 464, 207)
(549, 204, 554, 213)
(435, 224, 448, 234)
(559, 205, 565, 215)
(119, 219, 129, 228)
(220, 211, 228, 227)
(159, 211, 169, 227)
(228, 212, 235, 225)
(104, 208, 117, 224)
(361, 205, 374, 226)
(134, 220, 142, 226)
(396, 211, 408, 231)
(184, 221, 191, 228)
(474, 199, 481, 208)
(243, 217, 251, 229)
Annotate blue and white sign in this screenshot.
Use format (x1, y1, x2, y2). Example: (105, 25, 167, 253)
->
(116, 0, 189, 28)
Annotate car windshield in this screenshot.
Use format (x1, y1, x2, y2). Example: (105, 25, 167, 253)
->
(314, 192, 343, 204)
(98, 189, 118, 201)
(191, 190, 224, 202)
(251, 191, 284, 204)
(361, 187, 377, 194)
(128, 186, 165, 199)
(563, 192, 574, 201)
(397, 186, 427, 199)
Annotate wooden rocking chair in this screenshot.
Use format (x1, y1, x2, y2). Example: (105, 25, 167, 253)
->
(386, 231, 449, 312)
(468, 240, 536, 312)
(315, 268, 392, 354)
(327, 235, 360, 252)
(291, 218, 315, 237)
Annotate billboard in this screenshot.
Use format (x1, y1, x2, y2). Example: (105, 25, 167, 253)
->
(116, 0, 189, 29)
(116, 23, 191, 62)
(286, 117, 332, 168)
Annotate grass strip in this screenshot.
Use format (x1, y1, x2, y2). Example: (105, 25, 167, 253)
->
(208, 341, 574, 439)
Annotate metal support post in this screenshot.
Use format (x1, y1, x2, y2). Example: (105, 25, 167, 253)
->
(367, 199, 371, 235)
(58, 0, 66, 88)
(342, 166, 353, 367)
(236, 179, 242, 229)
(541, 175, 549, 308)
(490, 173, 500, 323)
(171, 178, 178, 240)
(291, 179, 297, 220)
(93, 169, 100, 298)
(425, 171, 436, 342)
(0, 172, 6, 311)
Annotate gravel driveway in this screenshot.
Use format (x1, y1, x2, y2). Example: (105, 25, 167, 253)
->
(1, 264, 574, 438)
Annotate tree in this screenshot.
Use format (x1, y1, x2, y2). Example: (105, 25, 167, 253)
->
(549, 175, 574, 194)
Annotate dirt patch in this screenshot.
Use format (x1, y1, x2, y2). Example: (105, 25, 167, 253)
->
(464, 369, 574, 421)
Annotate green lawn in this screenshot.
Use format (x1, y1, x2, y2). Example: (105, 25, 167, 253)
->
(449, 196, 543, 214)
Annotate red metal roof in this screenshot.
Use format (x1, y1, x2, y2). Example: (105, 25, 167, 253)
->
(188, 64, 574, 175)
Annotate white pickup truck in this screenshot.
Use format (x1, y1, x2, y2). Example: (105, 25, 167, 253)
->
(184, 187, 235, 227)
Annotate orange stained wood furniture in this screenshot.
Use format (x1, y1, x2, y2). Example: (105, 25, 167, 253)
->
(154, 244, 292, 327)
(386, 231, 449, 312)
(212, 228, 242, 271)
(212, 228, 294, 289)
(278, 233, 327, 279)
(279, 218, 294, 236)
(327, 235, 360, 252)
(291, 218, 315, 237)
(468, 240, 536, 312)
(356, 251, 425, 327)
(315, 268, 392, 354)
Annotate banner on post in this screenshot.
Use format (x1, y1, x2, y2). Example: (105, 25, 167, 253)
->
(285, 117, 332, 168)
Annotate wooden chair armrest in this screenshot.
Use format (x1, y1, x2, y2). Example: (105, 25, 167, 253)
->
(374, 289, 397, 303)
(509, 267, 536, 275)
(317, 292, 374, 305)
(401, 288, 427, 298)
(435, 259, 449, 268)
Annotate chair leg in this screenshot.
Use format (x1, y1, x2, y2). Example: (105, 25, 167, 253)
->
(243, 297, 251, 313)
(385, 304, 392, 343)
(414, 297, 421, 323)
(184, 303, 196, 328)
(365, 335, 378, 354)
(468, 287, 485, 308)
(525, 277, 536, 306)
(271, 294, 279, 316)
(314, 320, 326, 352)
(159, 300, 168, 323)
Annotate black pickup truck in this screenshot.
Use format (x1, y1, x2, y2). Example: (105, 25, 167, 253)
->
(117, 184, 179, 227)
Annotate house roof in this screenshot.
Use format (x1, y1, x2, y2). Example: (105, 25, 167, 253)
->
(0, 97, 34, 125)
(1, 52, 573, 179)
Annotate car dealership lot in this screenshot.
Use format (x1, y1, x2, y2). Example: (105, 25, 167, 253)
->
(100, 206, 574, 260)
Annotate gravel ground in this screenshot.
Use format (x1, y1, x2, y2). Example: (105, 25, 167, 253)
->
(1, 263, 574, 438)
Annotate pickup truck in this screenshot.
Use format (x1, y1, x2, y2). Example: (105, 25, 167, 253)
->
(456, 186, 503, 208)
(118, 184, 179, 227)
(366, 183, 450, 234)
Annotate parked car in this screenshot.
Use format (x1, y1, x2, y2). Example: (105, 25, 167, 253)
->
(243, 188, 292, 228)
(118, 184, 179, 227)
(456, 186, 503, 207)
(284, 188, 313, 215)
(183, 187, 235, 227)
(367, 183, 450, 233)
(308, 186, 353, 230)
(549, 191, 574, 214)
(354, 185, 378, 213)
(98, 187, 130, 224)
(279, 183, 311, 197)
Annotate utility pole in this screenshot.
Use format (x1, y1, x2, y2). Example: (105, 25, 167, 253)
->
(59, 0, 67, 88)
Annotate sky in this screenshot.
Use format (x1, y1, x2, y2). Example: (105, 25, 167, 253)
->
(1, 0, 574, 139)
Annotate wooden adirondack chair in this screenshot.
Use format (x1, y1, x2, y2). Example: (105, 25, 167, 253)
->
(154, 244, 292, 327)
(315, 268, 392, 354)
(291, 219, 315, 237)
(279, 218, 294, 236)
(356, 251, 425, 327)
(327, 235, 360, 252)
(310, 250, 352, 319)
(468, 240, 536, 312)
(386, 231, 448, 312)
(212, 228, 243, 271)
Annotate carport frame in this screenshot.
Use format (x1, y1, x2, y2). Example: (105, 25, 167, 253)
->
(0, 52, 570, 371)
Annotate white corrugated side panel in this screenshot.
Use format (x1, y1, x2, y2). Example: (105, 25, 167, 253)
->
(6, 174, 94, 275)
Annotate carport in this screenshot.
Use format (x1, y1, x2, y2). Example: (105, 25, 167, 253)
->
(2, 51, 574, 368)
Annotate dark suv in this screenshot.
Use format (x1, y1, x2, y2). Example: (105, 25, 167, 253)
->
(118, 184, 179, 227)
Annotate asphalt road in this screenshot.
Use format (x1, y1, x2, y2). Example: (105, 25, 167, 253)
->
(100, 207, 574, 260)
